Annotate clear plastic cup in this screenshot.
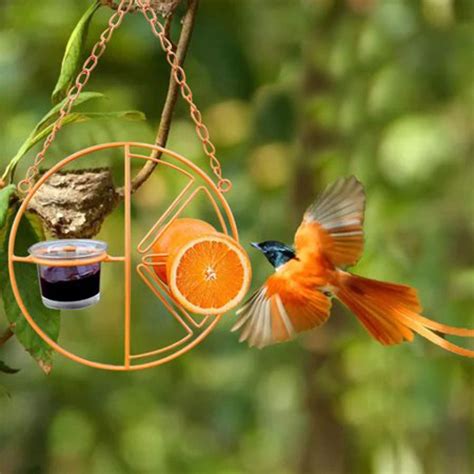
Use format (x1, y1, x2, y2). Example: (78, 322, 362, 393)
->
(28, 239, 108, 310)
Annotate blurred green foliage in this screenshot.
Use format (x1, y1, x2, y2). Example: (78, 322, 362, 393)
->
(0, 0, 473, 473)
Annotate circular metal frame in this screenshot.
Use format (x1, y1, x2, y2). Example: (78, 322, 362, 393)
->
(8, 142, 238, 371)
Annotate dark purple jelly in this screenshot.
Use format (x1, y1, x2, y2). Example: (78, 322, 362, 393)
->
(39, 264, 101, 302)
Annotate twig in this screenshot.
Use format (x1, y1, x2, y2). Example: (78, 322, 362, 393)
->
(117, 0, 199, 197)
(163, 12, 174, 42)
(102, 0, 182, 17)
(0, 328, 14, 347)
(100, 0, 139, 12)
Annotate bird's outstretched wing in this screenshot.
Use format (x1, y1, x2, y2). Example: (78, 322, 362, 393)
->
(295, 176, 366, 267)
(231, 273, 331, 348)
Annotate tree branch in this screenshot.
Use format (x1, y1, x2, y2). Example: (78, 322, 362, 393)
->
(116, 0, 199, 197)
(101, 0, 139, 12)
(101, 0, 182, 16)
(0, 328, 14, 347)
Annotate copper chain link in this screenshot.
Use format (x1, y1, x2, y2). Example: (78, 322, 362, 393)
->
(18, 0, 134, 194)
(136, 1, 232, 193)
(19, 0, 232, 194)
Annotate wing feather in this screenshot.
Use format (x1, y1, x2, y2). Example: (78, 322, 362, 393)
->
(275, 295, 296, 338)
(249, 297, 270, 348)
(295, 175, 366, 267)
(263, 302, 274, 347)
(270, 297, 291, 342)
(231, 289, 260, 331)
(239, 289, 266, 343)
(232, 282, 331, 348)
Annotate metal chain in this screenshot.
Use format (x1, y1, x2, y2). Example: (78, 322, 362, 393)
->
(18, 0, 134, 194)
(19, 0, 232, 194)
(136, 1, 232, 193)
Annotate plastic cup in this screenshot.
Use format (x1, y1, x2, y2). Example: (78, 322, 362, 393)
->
(28, 239, 108, 310)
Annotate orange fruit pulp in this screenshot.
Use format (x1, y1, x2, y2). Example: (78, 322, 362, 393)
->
(152, 218, 216, 284)
(152, 218, 252, 315)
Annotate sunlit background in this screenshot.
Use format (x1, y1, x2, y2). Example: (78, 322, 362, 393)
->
(1, 0, 473, 473)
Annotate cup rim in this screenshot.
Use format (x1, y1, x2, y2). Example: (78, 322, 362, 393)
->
(28, 239, 108, 261)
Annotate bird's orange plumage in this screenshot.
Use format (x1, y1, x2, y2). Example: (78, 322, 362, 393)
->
(232, 176, 474, 356)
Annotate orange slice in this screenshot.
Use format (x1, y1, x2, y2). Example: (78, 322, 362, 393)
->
(152, 218, 216, 283)
(167, 233, 252, 315)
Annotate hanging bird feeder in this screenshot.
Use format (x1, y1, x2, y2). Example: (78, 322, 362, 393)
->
(8, 0, 251, 371)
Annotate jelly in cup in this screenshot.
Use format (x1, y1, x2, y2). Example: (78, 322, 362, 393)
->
(28, 240, 108, 310)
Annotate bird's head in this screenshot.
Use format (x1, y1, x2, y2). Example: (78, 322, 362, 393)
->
(250, 241, 297, 269)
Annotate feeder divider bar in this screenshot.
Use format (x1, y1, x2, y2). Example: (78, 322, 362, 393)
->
(11, 254, 125, 267)
(123, 145, 132, 369)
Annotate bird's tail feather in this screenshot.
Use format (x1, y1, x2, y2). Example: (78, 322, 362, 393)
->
(334, 272, 474, 357)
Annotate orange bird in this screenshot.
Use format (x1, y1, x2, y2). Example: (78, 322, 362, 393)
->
(232, 176, 474, 356)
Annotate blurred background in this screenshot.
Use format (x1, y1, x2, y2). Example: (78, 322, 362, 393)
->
(1, 0, 473, 472)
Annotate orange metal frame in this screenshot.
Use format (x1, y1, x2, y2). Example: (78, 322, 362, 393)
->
(8, 142, 239, 371)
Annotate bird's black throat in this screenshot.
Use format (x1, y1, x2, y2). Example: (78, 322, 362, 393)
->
(251, 240, 297, 269)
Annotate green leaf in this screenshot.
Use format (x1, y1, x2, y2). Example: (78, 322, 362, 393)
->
(1, 92, 105, 183)
(0, 206, 60, 374)
(74, 110, 147, 121)
(51, 1, 101, 104)
(25, 110, 146, 149)
(25, 212, 46, 242)
(0, 360, 20, 375)
(37, 91, 106, 132)
(3, 107, 144, 183)
(0, 185, 17, 230)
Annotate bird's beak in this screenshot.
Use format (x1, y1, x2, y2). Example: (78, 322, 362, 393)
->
(250, 242, 261, 250)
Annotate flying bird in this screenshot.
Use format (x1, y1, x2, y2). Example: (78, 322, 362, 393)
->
(232, 176, 474, 357)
